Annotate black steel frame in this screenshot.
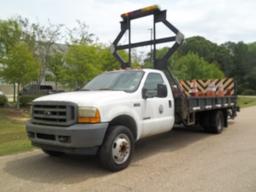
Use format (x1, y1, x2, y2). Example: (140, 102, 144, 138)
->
(112, 9, 184, 70)
(112, 7, 238, 125)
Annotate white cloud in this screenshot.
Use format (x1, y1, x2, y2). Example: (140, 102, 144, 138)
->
(0, 0, 255, 44)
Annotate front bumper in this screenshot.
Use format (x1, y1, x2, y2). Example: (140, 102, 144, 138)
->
(26, 121, 109, 155)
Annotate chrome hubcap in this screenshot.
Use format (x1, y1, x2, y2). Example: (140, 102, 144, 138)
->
(112, 134, 131, 164)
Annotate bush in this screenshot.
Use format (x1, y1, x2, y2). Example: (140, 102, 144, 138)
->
(241, 89, 256, 96)
(0, 95, 8, 106)
(19, 95, 40, 107)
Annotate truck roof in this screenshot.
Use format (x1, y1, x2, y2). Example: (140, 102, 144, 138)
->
(110, 68, 162, 73)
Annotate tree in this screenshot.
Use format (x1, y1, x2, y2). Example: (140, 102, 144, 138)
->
(0, 19, 22, 102)
(143, 47, 180, 69)
(47, 52, 65, 89)
(169, 52, 224, 80)
(179, 36, 217, 62)
(246, 43, 256, 92)
(100, 46, 129, 71)
(1, 42, 39, 106)
(0, 19, 21, 58)
(64, 44, 101, 89)
(32, 22, 64, 84)
(67, 20, 95, 45)
(179, 36, 232, 74)
(16, 18, 64, 84)
(223, 42, 250, 93)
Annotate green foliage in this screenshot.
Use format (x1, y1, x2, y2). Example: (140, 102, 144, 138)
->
(179, 36, 233, 73)
(64, 44, 102, 88)
(1, 42, 40, 86)
(99, 47, 120, 71)
(176, 37, 256, 93)
(223, 42, 255, 93)
(67, 20, 94, 44)
(0, 19, 21, 57)
(146, 38, 256, 94)
(170, 52, 224, 80)
(19, 95, 39, 106)
(100, 47, 129, 71)
(180, 36, 217, 62)
(0, 95, 8, 106)
(241, 89, 256, 96)
(47, 52, 65, 88)
(143, 47, 172, 69)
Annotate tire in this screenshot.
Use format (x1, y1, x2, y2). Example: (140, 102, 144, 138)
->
(99, 125, 135, 172)
(198, 112, 210, 129)
(205, 111, 224, 134)
(42, 149, 64, 157)
(223, 110, 228, 128)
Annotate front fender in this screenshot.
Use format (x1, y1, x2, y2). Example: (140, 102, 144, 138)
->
(101, 105, 142, 140)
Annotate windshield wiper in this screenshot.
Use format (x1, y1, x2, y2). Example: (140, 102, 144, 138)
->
(96, 88, 112, 91)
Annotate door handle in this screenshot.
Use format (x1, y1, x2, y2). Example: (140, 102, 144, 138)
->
(169, 100, 172, 108)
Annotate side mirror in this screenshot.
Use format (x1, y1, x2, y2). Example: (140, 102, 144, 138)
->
(157, 84, 167, 98)
(142, 88, 150, 99)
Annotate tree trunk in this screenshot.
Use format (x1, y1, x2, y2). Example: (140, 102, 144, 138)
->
(13, 83, 16, 103)
(16, 83, 20, 109)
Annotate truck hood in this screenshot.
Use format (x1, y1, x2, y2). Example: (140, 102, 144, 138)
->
(33, 91, 132, 106)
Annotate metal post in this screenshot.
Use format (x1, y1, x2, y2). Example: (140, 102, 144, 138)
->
(153, 16, 156, 68)
(148, 28, 153, 65)
(128, 20, 131, 67)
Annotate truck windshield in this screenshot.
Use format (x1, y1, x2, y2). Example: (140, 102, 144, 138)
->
(82, 71, 144, 92)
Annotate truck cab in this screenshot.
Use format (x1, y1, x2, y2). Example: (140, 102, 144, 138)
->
(27, 69, 175, 171)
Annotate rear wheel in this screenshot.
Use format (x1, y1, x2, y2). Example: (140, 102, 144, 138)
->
(99, 125, 134, 172)
(205, 111, 224, 134)
(42, 149, 64, 157)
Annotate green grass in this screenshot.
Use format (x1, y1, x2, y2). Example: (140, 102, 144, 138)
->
(238, 96, 256, 108)
(0, 108, 33, 156)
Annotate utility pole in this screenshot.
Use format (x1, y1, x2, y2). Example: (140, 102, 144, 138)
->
(148, 28, 153, 65)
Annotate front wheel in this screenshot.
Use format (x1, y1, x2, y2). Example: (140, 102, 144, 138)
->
(99, 125, 134, 172)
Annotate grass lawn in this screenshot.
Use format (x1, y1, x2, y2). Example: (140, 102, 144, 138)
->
(0, 108, 33, 156)
(238, 96, 256, 108)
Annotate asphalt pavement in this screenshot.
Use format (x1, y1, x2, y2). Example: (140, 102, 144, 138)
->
(0, 106, 255, 192)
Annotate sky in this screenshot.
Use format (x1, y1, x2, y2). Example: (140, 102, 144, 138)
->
(0, 0, 255, 46)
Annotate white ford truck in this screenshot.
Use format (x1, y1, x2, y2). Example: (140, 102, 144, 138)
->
(27, 69, 176, 171)
(26, 5, 238, 171)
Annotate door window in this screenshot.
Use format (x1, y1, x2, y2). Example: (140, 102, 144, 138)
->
(143, 73, 164, 97)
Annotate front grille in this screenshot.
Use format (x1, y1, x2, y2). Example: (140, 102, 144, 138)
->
(32, 102, 77, 126)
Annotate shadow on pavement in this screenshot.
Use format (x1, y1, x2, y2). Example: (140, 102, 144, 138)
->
(4, 126, 213, 184)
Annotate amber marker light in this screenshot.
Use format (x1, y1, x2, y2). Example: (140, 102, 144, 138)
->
(121, 5, 160, 19)
(78, 107, 101, 124)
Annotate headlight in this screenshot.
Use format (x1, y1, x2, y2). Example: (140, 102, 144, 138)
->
(78, 106, 101, 123)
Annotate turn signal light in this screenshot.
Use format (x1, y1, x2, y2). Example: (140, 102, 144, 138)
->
(78, 109, 101, 123)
